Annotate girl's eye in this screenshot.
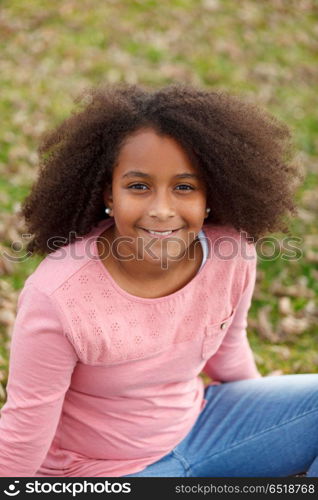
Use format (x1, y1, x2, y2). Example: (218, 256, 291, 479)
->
(127, 184, 194, 191)
(176, 185, 194, 191)
(128, 184, 148, 190)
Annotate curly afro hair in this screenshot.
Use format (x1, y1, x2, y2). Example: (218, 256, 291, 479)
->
(19, 83, 303, 256)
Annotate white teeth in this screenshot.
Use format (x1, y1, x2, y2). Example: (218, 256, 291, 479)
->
(148, 230, 173, 236)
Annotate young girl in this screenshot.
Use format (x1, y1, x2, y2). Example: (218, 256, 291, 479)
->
(0, 84, 317, 478)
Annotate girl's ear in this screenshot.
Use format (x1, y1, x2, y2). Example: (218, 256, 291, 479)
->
(103, 186, 114, 217)
(103, 186, 113, 207)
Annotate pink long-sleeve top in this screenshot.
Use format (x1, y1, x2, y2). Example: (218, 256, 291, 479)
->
(0, 218, 261, 477)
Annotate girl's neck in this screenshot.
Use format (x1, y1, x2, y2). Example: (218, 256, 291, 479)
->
(97, 226, 203, 298)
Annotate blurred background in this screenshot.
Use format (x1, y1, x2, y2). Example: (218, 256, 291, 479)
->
(0, 0, 317, 404)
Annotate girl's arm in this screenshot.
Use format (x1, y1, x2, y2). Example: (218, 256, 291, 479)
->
(0, 284, 78, 477)
(202, 245, 262, 383)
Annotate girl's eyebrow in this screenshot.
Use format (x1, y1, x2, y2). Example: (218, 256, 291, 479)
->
(122, 171, 200, 179)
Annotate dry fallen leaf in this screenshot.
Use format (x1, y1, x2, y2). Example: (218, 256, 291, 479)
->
(279, 316, 311, 335)
(306, 250, 318, 263)
(270, 345, 291, 360)
(257, 305, 280, 342)
(302, 189, 318, 211)
(304, 234, 318, 247)
(0, 309, 16, 328)
(0, 383, 6, 402)
(297, 208, 316, 223)
(266, 370, 284, 376)
(270, 282, 315, 299)
(304, 300, 318, 316)
(0, 246, 16, 275)
(278, 296, 293, 315)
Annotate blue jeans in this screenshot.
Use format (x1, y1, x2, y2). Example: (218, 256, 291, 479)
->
(123, 374, 318, 477)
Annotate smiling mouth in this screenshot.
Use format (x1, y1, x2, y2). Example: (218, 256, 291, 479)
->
(138, 227, 182, 236)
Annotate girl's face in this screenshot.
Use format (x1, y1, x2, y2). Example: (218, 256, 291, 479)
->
(103, 128, 208, 268)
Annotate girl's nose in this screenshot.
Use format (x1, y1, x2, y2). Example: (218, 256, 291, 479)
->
(147, 192, 176, 219)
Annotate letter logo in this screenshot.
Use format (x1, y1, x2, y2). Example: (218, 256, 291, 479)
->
(4, 481, 20, 496)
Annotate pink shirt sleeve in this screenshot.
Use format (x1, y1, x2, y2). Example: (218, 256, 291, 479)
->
(0, 285, 78, 477)
(202, 245, 262, 383)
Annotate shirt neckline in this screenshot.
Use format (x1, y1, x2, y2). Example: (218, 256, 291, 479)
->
(89, 218, 211, 304)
